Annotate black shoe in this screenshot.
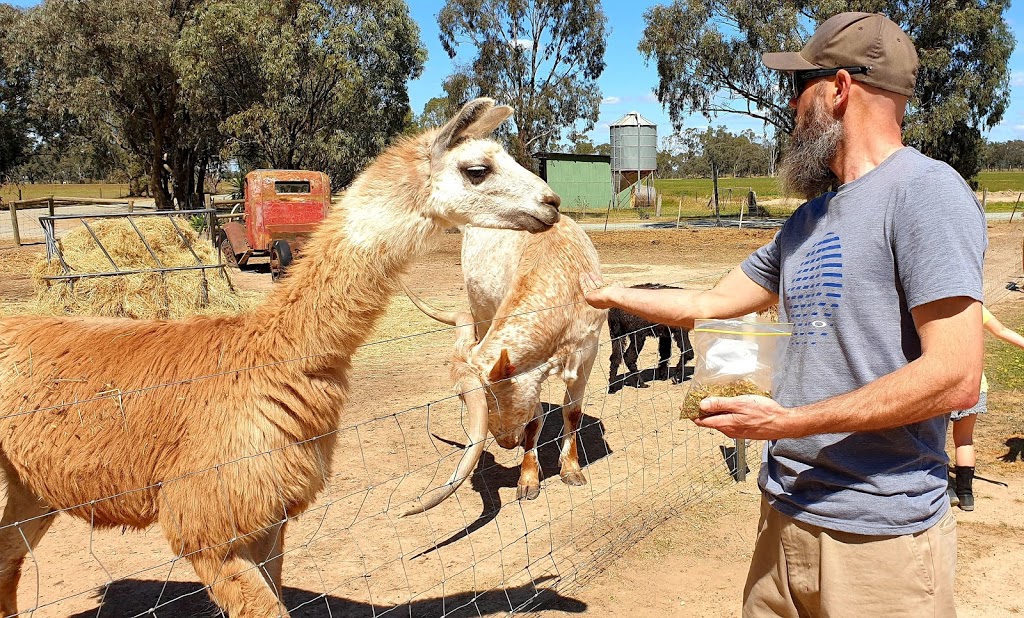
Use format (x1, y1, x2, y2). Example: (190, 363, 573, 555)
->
(958, 491, 974, 511)
(955, 466, 975, 511)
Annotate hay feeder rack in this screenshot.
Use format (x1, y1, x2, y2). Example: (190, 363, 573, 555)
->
(39, 208, 226, 307)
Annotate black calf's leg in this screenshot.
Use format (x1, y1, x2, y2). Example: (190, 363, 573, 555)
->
(655, 332, 672, 381)
(608, 337, 626, 391)
(625, 332, 648, 387)
(671, 328, 688, 384)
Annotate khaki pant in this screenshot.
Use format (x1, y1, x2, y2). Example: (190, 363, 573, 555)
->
(743, 498, 957, 617)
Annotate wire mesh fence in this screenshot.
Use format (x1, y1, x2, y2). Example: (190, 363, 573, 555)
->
(0, 272, 761, 617)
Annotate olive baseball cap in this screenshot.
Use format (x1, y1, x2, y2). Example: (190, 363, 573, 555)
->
(762, 12, 919, 97)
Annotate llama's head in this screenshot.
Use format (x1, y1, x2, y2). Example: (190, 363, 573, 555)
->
(475, 348, 544, 449)
(426, 98, 560, 233)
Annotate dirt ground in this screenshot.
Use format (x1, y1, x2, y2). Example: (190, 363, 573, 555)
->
(0, 221, 1023, 616)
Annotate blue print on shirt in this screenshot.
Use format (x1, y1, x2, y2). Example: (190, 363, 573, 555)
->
(788, 233, 842, 345)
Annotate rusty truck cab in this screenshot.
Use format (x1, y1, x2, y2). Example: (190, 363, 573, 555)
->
(219, 169, 331, 281)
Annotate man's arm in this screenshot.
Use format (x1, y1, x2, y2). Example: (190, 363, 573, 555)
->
(582, 265, 778, 330)
(695, 296, 983, 439)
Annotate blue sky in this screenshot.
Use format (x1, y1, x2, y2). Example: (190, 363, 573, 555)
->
(7, 0, 1023, 145)
(407, 1, 1024, 146)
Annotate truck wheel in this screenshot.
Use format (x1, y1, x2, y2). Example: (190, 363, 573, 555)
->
(218, 232, 238, 267)
(270, 239, 293, 282)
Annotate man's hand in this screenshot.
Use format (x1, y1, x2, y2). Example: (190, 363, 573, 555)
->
(692, 395, 797, 440)
(579, 272, 621, 309)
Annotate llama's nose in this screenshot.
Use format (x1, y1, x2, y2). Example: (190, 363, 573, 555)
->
(543, 192, 561, 211)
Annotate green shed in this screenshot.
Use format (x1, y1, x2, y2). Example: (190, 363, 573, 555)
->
(532, 152, 612, 212)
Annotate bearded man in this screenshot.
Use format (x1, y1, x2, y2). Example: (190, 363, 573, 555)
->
(583, 12, 985, 617)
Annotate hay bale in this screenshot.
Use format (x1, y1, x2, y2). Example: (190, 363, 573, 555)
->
(29, 217, 260, 319)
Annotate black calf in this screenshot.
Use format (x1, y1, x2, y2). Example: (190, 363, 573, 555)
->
(607, 283, 693, 391)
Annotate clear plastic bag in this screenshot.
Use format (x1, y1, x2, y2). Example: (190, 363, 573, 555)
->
(680, 317, 793, 420)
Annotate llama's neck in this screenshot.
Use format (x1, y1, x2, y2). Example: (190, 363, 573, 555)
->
(257, 163, 440, 362)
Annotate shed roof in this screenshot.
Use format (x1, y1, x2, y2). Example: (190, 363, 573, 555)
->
(531, 151, 611, 163)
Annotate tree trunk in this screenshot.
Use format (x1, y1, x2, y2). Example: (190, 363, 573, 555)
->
(150, 124, 171, 210)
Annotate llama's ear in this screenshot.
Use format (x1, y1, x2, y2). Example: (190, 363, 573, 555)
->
(487, 349, 516, 383)
(432, 98, 512, 158)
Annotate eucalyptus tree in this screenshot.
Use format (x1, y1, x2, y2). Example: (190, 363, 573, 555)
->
(639, 0, 1015, 183)
(176, 0, 426, 189)
(20, 0, 204, 208)
(0, 4, 33, 183)
(437, 0, 609, 166)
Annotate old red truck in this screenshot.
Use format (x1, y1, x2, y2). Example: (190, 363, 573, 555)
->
(216, 169, 331, 281)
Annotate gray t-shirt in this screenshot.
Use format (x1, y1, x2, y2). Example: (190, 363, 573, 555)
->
(741, 147, 986, 535)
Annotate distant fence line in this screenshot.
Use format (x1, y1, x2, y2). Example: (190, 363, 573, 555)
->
(4, 196, 142, 247)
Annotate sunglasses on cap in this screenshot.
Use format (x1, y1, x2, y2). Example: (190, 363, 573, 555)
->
(790, 66, 869, 99)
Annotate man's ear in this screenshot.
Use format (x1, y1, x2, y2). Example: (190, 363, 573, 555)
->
(833, 69, 854, 112)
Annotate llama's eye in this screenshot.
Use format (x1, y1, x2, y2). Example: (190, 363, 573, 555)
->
(464, 165, 490, 183)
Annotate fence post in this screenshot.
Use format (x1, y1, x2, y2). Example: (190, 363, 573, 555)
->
(208, 208, 217, 245)
(47, 196, 54, 217)
(128, 199, 135, 213)
(8, 201, 21, 247)
(735, 438, 747, 482)
(676, 195, 683, 228)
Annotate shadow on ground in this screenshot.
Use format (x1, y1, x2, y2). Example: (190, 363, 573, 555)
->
(411, 405, 611, 557)
(68, 578, 586, 617)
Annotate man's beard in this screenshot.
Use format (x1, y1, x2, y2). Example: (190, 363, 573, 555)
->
(779, 92, 844, 200)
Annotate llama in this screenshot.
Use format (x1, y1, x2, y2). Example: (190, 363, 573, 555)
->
(608, 284, 692, 391)
(402, 217, 605, 514)
(0, 98, 560, 618)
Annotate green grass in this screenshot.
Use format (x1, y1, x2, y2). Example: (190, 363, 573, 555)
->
(985, 305, 1024, 392)
(977, 171, 1024, 194)
(655, 177, 782, 201)
(0, 183, 131, 202)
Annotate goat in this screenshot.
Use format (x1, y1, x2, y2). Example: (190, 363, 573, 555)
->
(607, 284, 692, 391)
(402, 216, 605, 514)
(0, 98, 561, 618)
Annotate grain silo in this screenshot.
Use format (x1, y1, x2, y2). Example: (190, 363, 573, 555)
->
(610, 111, 657, 208)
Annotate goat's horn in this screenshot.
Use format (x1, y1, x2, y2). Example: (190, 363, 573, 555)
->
(400, 281, 460, 326)
(401, 312, 488, 517)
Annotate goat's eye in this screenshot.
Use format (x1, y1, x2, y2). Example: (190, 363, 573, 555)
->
(464, 165, 490, 183)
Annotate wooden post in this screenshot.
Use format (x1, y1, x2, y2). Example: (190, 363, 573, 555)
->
(735, 438, 747, 482)
(712, 163, 721, 227)
(982, 188, 988, 211)
(128, 199, 135, 213)
(8, 201, 20, 247)
(656, 193, 662, 217)
(676, 195, 683, 228)
(47, 196, 54, 217)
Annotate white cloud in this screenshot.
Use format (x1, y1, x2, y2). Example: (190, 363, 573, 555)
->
(601, 96, 621, 105)
(643, 92, 659, 103)
(511, 38, 532, 49)
(1014, 124, 1024, 132)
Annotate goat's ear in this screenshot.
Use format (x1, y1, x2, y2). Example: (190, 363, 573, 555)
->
(431, 98, 512, 158)
(487, 349, 516, 383)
